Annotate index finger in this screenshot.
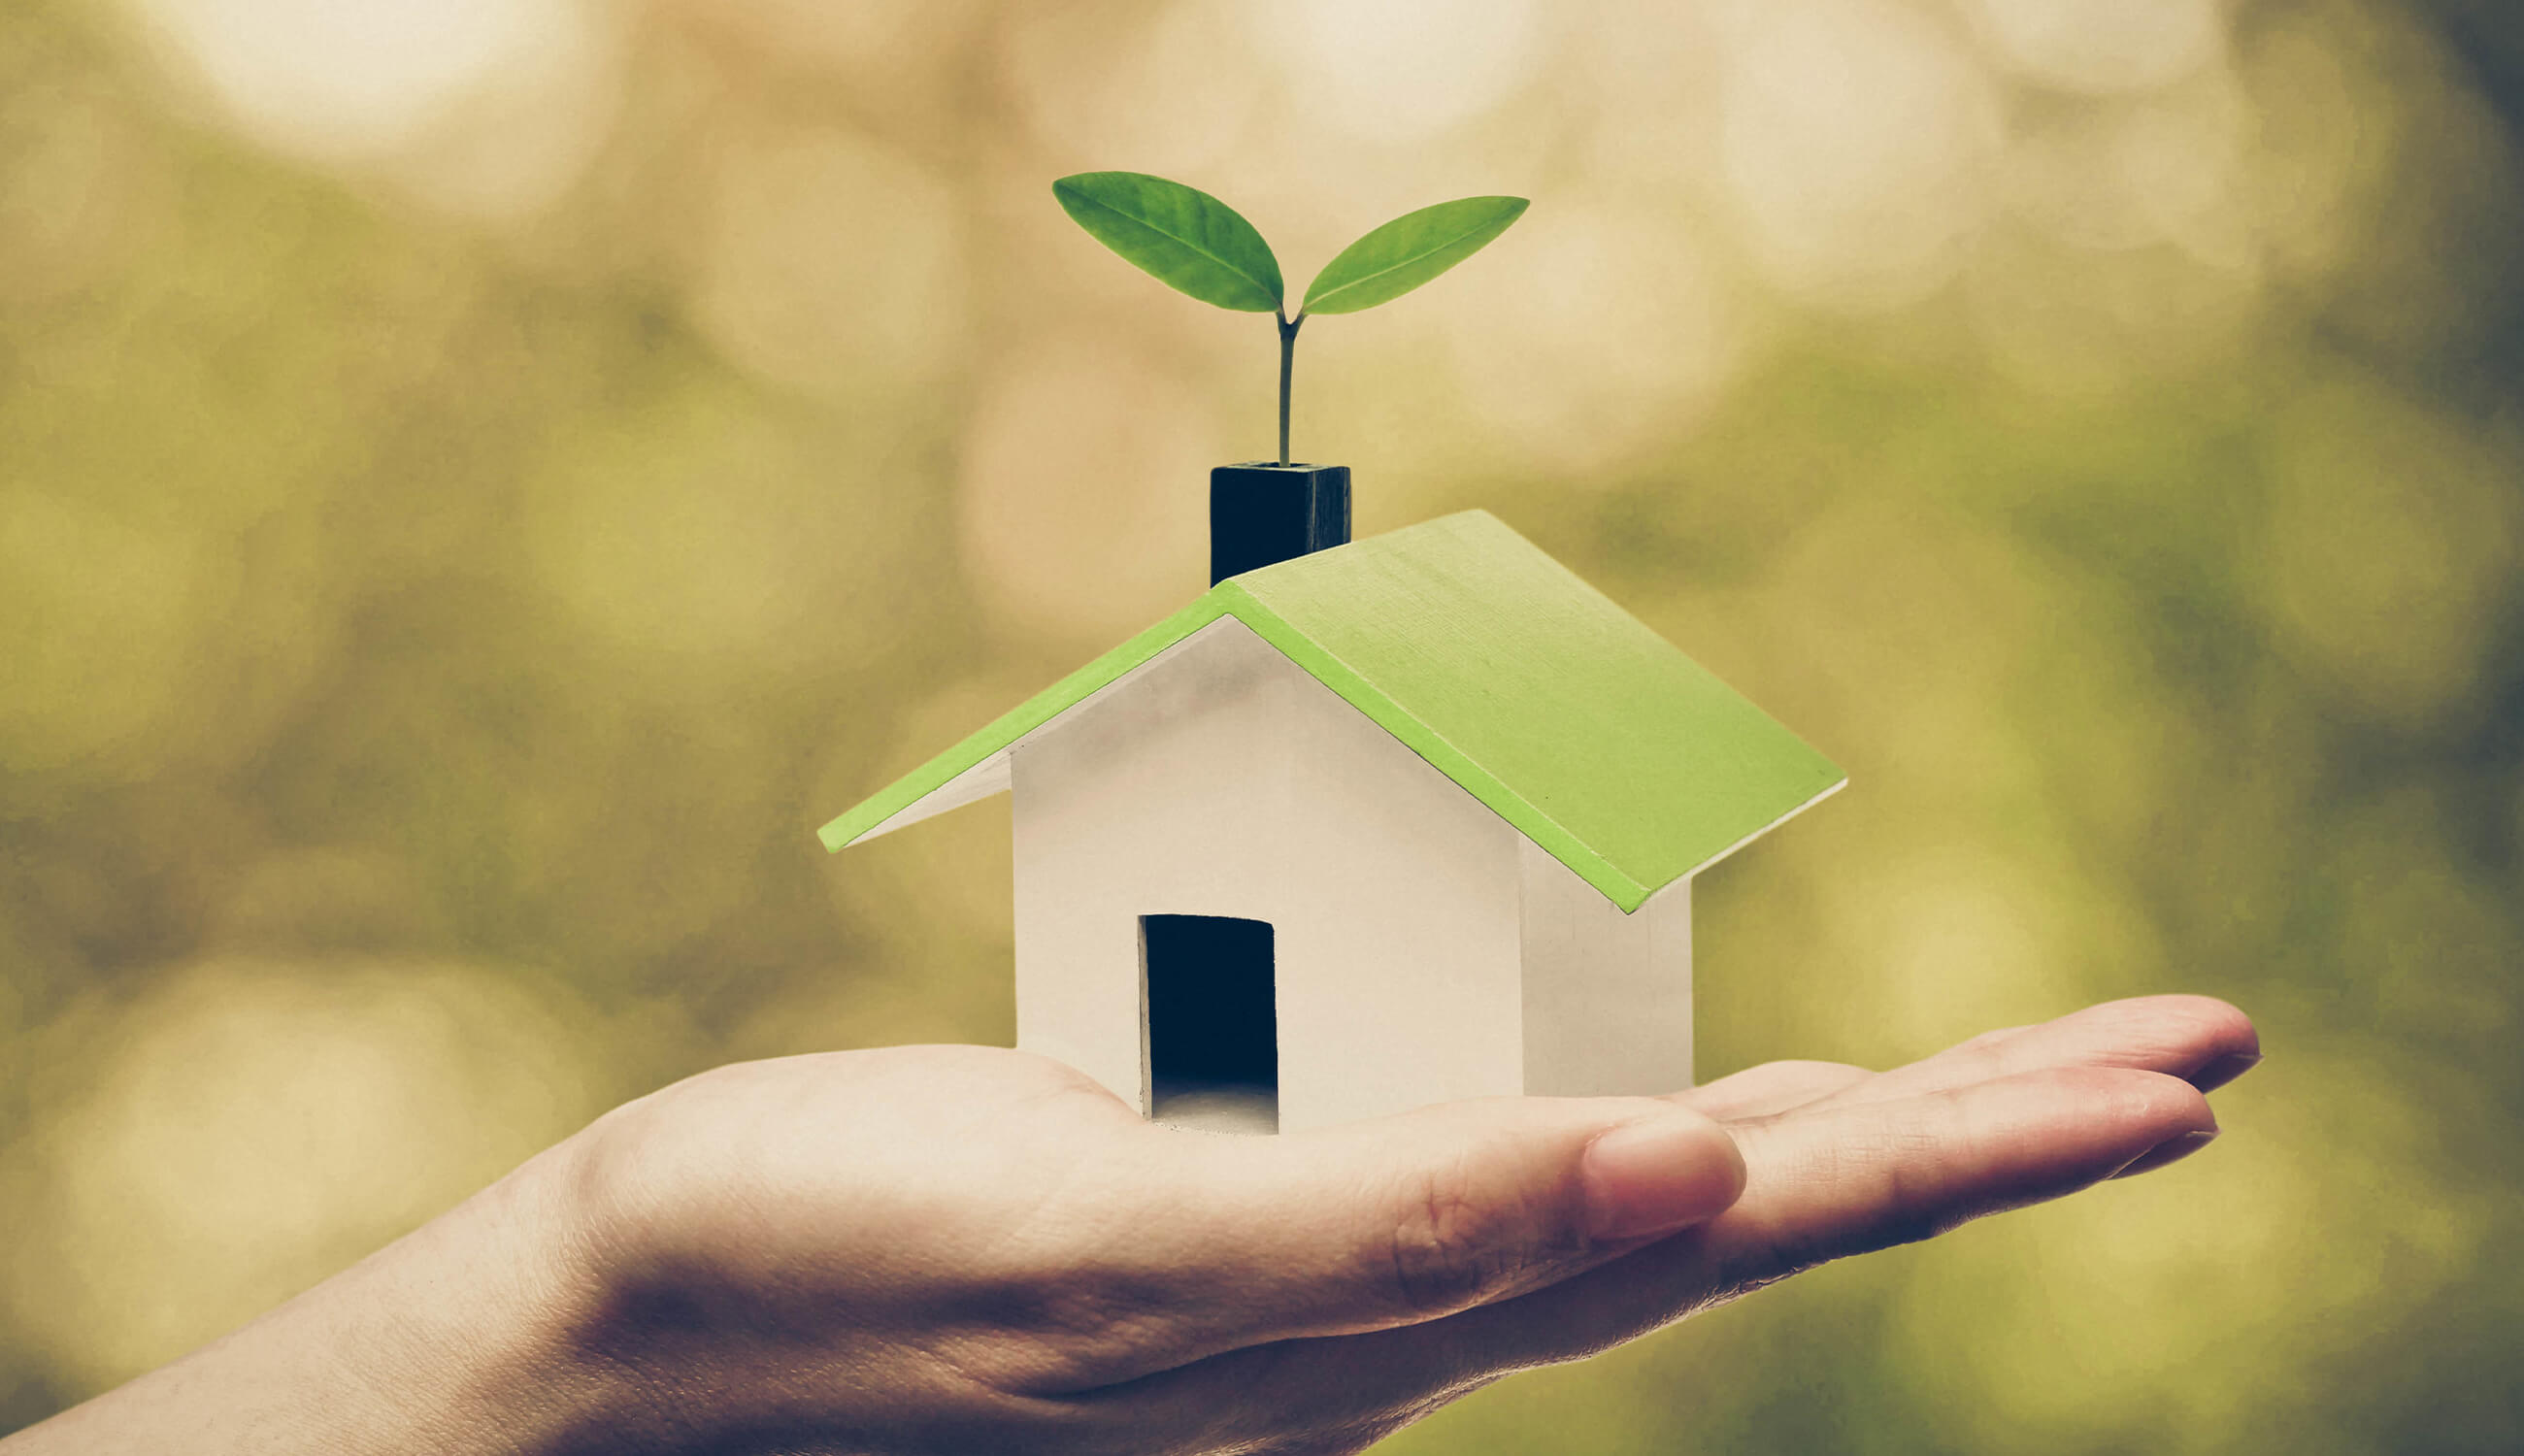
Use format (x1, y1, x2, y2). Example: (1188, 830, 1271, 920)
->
(1793, 995, 2258, 1112)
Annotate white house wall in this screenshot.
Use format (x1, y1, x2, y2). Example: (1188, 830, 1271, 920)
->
(1009, 615, 1527, 1133)
(1518, 841, 1694, 1096)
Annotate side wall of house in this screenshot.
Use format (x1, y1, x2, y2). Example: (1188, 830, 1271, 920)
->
(1518, 842, 1694, 1095)
(1010, 616, 1527, 1133)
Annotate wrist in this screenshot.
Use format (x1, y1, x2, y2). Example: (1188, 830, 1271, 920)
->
(373, 1136, 650, 1454)
(2, 1134, 644, 1456)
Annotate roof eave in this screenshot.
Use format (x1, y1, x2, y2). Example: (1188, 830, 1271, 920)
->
(814, 593, 1234, 852)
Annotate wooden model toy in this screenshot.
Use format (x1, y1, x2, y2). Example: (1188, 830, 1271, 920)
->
(818, 178, 1843, 1135)
(820, 511, 1842, 1134)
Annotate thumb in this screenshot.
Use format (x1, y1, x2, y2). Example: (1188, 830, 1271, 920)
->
(1141, 1095, 1745, 1351)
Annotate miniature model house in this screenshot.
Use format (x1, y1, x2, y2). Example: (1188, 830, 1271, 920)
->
(820, 511, 1842, 1134)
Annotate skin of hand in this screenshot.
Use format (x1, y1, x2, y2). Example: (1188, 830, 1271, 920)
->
(3, 994, 2259, 1456)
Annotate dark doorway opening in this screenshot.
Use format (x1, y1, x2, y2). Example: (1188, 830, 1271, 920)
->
(1141, 914, 1279, 1134)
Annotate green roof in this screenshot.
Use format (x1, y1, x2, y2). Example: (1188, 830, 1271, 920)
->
(818, 511, 1843, 911)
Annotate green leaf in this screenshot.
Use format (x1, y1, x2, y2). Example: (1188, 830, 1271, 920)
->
(1052, 172, 1283, 313)
(1300, 196, 1529, 316)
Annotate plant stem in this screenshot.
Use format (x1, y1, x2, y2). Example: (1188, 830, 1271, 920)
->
(1276, 311, 1304, 467)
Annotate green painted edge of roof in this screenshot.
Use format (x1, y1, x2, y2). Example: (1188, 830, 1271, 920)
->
(814, 593, 1233, 853)
(817, 511, 1845, 912)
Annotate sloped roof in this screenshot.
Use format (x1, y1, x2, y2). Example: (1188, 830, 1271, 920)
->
(818, 511, 1843, 911)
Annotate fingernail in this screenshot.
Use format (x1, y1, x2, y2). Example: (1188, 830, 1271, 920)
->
(2109, 1128, 2219, 1179)
(1581, 1111, 1747, 1241)
(2188, 1052, 2263, 1093)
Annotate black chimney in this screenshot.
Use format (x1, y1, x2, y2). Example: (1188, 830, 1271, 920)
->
(1209, 462, 1350, 585)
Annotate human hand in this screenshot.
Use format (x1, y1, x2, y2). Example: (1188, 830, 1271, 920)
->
(548, 994, 2255, 1454)
(3, 994, 2256, 1456)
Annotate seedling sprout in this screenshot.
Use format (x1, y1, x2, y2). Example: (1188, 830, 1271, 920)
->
(1053, 172, 1528, 467)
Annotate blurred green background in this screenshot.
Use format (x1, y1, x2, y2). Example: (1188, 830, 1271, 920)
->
(3, 0, 2520, 1447)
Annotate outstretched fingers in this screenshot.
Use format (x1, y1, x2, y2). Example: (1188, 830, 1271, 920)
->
(1677, 1059, 1873, 1119)
(1495, 1065, 2214, 1363)
(1699, 1065, 2215, 1286)
(1117, 1061, 2221, 1441)
(1671, 997, 2252, 1129)
(1790, 995, 2257, 1112)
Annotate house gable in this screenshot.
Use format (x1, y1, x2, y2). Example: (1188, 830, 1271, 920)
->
(1009, 614, 1528, 1130)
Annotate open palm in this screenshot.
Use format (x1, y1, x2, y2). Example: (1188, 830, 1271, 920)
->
(546, 994, 2256, 1455)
